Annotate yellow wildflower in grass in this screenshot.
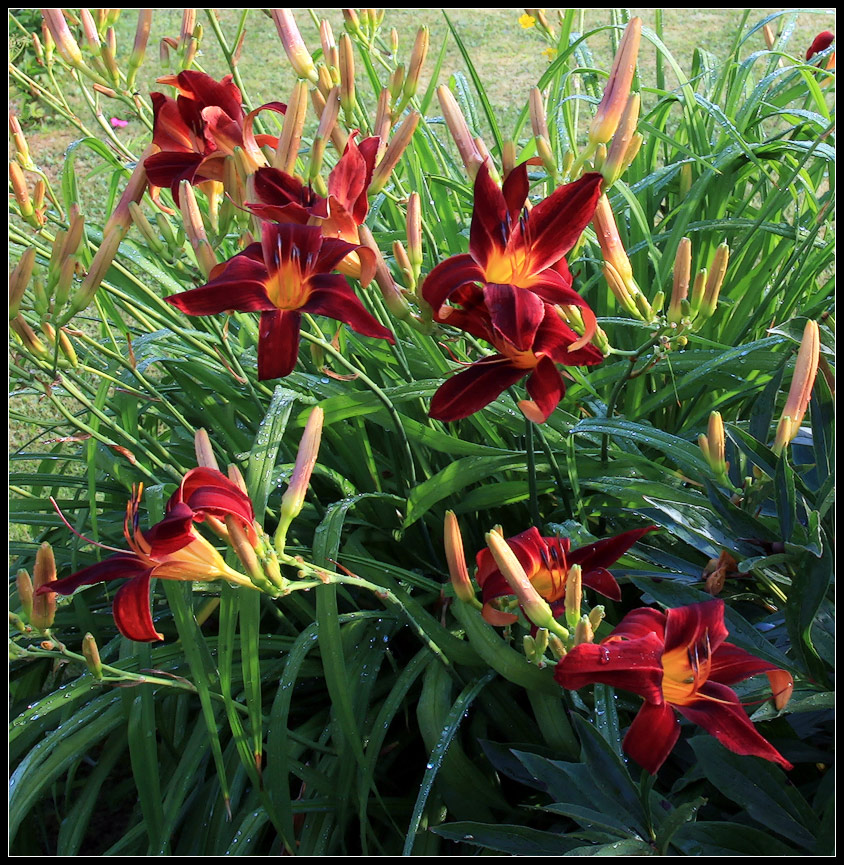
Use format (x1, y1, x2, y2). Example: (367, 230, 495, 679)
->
(519, 14, 536, 29)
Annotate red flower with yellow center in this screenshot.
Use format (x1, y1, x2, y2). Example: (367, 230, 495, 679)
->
(421, 161, 604, 347)
(428, 283, 603, 422)
(164, 222, 394, 381)
(144, 70, 284, 200)
(36, 482, 255, 642)
(475, 524, 655, 625)
(554, 599, 794, 774)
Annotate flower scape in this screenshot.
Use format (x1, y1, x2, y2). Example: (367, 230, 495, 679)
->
(9, 8, 833, 858)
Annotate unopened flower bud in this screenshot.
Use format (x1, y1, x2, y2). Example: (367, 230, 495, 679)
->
(501, 140, 517, 179)
(699, 410, 727, 476)
(389, 65, 405, 104)
(41, 9, 83, 67)
(529, 87, 550, 140)
(402, 27, 429, 102)
(30, 542, 57, 631)
(437, 85, 483, 180)
(338, 33, 356, 120)
(589, 17, 641, 146)
(272, 9, 319, 83)
(66, 222, 126, 317)
(700, 242, 729, 320)
(225, 514, 264, 586)
(773, 319, 820, 455)
(547, 632, 567, 660)
(768, 670, 794, 711)
(406, 191, 422, 274)
(535, 135, 558, 180)
(10, 114, 36, 171)
(393, 240, 414, 286)
(82, 632, 103, 679)
(16, 570, 34, 621)
(179, 181, 217, 278)
(574, 614, 594, 646)
(9, 161, 34, 220)
(669, 237, 692, 324)
(444, 510, 479, 606)
(602, 93, 640, 186)
(127, 9, 152, 89)
(342, 9, 362, 37)
(10, 248, 37, 319)
(369, 111, 420, 194)
(564, 564, 582, 631)
(194, 428, 219, 470)
(272, 80, 308, 174)
(588, 605, 605, 633)
(275, 406, 324, 551)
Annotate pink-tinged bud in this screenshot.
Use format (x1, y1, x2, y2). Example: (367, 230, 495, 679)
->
(82, 633, 103, 679)
(31, 32, 45, 64)
(564, 563, 582, 631)
(179, 9, 196, 51)
(10, 114, 35, 171)
(437, 85, 483, 180)
(272, 9, 319, 83)
(179, 181, 217, 278)
(369, 110, 420, 194)
(359, 224, 411, 320)
(194, 428, 220, 470)
(101, 28, 120, 84)
(668, 237, 691, 324)
(67, 223, 126, 316)
(41, 9, 84, 67)
(406, 191, 422, 274)
(393, 240, 413, 286)
(182, 34, 199, 71)
(9, 161, 34, 220)
(310, 87, 347, 156)
(342, 9, 362, 37)
(159, 37, 171, 68)
(402, 26, 429, 102)
(92, 83, 118, 98)
(485, 531, 561, 634)
(339, 33, 356, 119)
(41, 20, 56, 63)
(473, 136, 500, 185)
(30, 542, 57, 631)
(444, 511, 479, 605)
(104, 145, 154, 236)
(10, 248, 37, 319)
(602, 92, 640, 186)
(227, 463, 249, 494)
(700, 241, 728, 320)
(529, 87, 550, 140)
(16, 570, 34, 621)
(273, 80, 308, 174)
(593, 194, 632, 284)
(589, 17, 641, 146)
(773, 320, 820, 455)
(225, 515, 264, 585)
(373, 88, 392, 157)
(319, 19, 336, 59)
(275, 406, 324, 551)
(79, 8, 101, 52)
(10, 316, 49, 358)
(127, 10, 152, 88)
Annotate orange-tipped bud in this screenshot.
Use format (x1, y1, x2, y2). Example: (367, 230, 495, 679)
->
(437, 85, 483, 180)
(10, 248, 37, 319)
(603, 263, 639, 318)
(698, 410, 727, 476)
(179, 9, 196, 51)
(593, 194, 632, 283)
(690, 267, 707, 316)
(9, 161, 34, 220)
(389, 27, 399, 57)
(276, 406, 324, 550)
(485, 531, 564, 635)
(82, 633, 103, 679)
(227, 463, 249, 495)
(41, 9, 84, 67)
(16, 570, 34, 621)
(564, 563, 582, 631)
(338, 33, 356, 119)
(127, 9, 152, 88)
(373, 89, 392, 160)
(773, 320, 820, 455)
(67, 223, 126, 316)
(762, 23, 777, 50)
(30, 542, 57, 631)
(179, 181, 217, 278)
(194, 428, 219, 470)
(473, 136, 500, 184)
(669, 237, 692, 325)
(402, 26, 429, 102)
(272, 9, 319, 83)
(393, 239, 414, 286)
(444, 511, 479, 606)
(369, 110, 419, 194)
(388, 65, 405, 103)
(10, 114, 35, 171)
(768, 669, 794, 711)
(319, 18, 336, 59)
(104, 145, 154, 236)
(225, 514, 264, 586)
(602, 92, 640, 186)
(273, 80, 308, 174)
(406, 191, 422, 275)
(10, 316, 49, 357)
(589, 17, 641, 146)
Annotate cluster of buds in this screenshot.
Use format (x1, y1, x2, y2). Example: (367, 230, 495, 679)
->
(685, 240, 729, 330)
(342, 9, 387, 43)
(160, 9, 201, 72)
(9, 115, 48, 230)
(15, 543, 57, 633)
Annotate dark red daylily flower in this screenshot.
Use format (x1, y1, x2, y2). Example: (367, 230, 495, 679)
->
(36, 485, 253, 642)
(429, 283, 603, 422)
(168, 466, 258, 545)
(806, 30, 834, 60)
(554, 599, 794, 774)
(421, 161, 604, 345)
(164, 222, 394, 381)
(475, 524, 656, 625)
(247, 133, 380, 283)
(144, 70, 285, 200)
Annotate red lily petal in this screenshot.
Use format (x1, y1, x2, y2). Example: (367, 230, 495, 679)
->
(429, 356, 526, 421)
(142, 503, 196, 554)
(304, 274, 395, 342)
(580, 566, 622, 602)
(257, 309, 301, 380)
(170, 467, 256, 540)
(663, 598, 729, 657)
(149, 92, 198, 153)
(312, 228, 361, 274)
(485, 283, 545, 351)
(113, 568, 164, 642)
(200, 105, 243, 154)
(35, 553, 150, 597)
(251, 166, 322, 216)
(553, 632, 666, 704)
(475, 526, 546, 604)
(676, 681, 793, 770)
(420, 254, 484, 317)
(806, 30, 834, 60)
(501, 162, 529, 224)
(327, 132, 369, 221)
(622, 699, 680, 775)
(567, 525, 657, 572)
(520, 356, 565, 423)
(166, 70, 243, 121)
(164, 255, 274, 315)
(353, 136, 380, 224)
(520, 172, 603, 273)
(144, 150, 204, 199)
(531, 304, 603, 366)
(604, 607, 666, 643)
(708, 642, 792, 691)
(261, 222, 323, 279)
(469, 161, 508, 269)
(521, 265, 592, 312)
